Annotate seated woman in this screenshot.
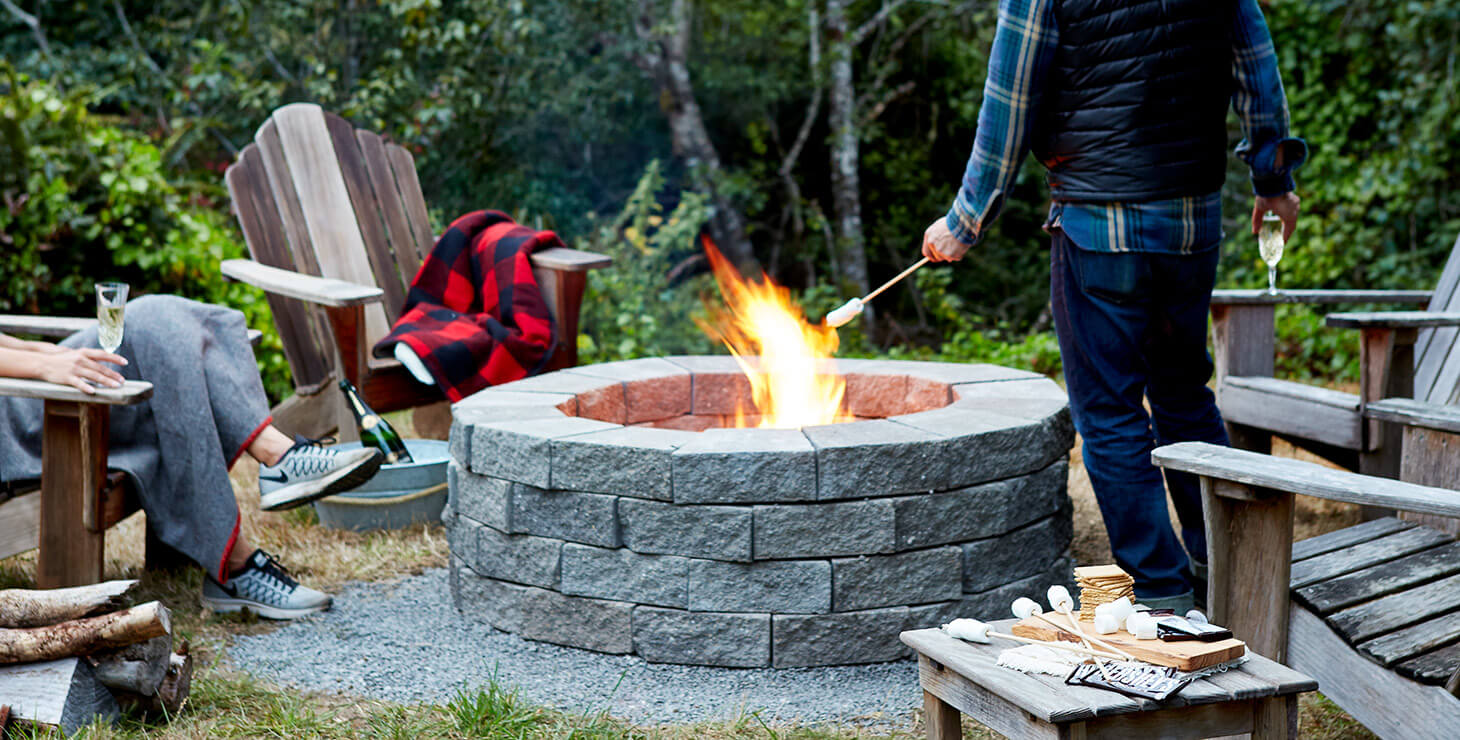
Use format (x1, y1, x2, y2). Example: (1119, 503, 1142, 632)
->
(0, 295, 382, 619)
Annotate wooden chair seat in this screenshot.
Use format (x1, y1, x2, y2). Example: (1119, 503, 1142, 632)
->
(1290, 517, 1460, 685)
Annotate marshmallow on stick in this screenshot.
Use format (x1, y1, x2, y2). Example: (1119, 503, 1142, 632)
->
(824, 257, 930, 328)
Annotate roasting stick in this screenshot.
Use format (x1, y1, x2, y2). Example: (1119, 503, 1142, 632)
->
(1034, 612, 1138, 661)
(824, 257, 931, 328)
(942, 620, 1125, 660)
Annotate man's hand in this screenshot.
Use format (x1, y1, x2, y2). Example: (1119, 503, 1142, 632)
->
(923, 219, 970, 262)
(34, 348, 127, 394)
(1253, 192, 1300, 242)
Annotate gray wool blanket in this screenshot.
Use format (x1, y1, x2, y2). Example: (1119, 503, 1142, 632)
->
(0, 295, 270, 580)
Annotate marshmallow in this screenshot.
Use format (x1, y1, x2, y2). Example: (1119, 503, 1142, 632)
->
(1134, 619, 1159, 640)
(824, 298, 864, 328)
(1185, 609, 1209, 624)
(1108, 597, 1134, 623)
(942, 618, 991, 643)
(1012, 597, 1044, 620)
(1125, 613, 1149, 635)
(1047, 585, 1075, 613)
(1093, 613, 1120, 635)
(1093, 602, 1115, 620)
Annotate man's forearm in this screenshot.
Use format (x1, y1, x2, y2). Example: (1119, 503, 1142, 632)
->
(1231, 0, 1306, 195)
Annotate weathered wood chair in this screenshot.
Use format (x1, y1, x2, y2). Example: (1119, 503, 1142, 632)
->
(221, 102, 611, 439)
(0, 316, 152, 588)
(1154, 441, 1460, 740)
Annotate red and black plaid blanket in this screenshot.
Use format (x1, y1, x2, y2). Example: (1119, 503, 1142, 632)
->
(373, 210, 557, 402)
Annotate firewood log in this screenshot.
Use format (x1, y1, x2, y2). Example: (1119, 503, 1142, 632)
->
(0, 657, 119, 733)
(88, 634, 171, 696)
(114, 647, 192, 717)
(0, 601, 170, 664)
(0, 580, 138, 628)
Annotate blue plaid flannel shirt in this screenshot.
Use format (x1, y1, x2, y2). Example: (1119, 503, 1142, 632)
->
(946, 0, 1308, 253)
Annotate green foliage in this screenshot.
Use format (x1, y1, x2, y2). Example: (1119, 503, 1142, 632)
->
(0, 66, 289, 398)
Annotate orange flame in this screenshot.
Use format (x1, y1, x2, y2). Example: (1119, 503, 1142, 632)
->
(697, 237, 848, 428)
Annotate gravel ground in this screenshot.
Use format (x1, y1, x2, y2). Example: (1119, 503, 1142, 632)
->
(228, 569, 921, 728)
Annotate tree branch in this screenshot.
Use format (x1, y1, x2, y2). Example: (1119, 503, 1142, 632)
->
(1, 0, 50, 58)
(851, 0, 915, 46)
(779, 4, 823, 179)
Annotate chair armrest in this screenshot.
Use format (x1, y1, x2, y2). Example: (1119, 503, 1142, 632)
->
(0, 316, 97, 338)
(0, 314, 262, 348)
(0, 378, 152, 406)
(1326, 311, 1460, 329)
(1153, 441, 1460, 519)
(1211, 289, 1432, 306)
(1366, 397, 1460, 434)
(529, 247, 612, 272)
(221, 259, 383, 307)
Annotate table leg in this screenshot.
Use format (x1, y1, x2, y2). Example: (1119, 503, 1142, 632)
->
(924, 689, 962, 740)
(37, 401, 107, 588)
(1253, 695, 1297, 739)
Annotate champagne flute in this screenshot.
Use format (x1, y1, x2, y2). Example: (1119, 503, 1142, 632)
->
(1258, 213, 1284, 295)
(95, 282, 129, 354)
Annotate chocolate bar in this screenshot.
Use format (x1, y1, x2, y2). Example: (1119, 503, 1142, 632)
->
(1065, 662, 1193, 702)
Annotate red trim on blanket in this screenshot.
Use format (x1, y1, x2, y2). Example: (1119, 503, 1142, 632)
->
(218, 514, 241, 585)
(230, 415, 273, 469)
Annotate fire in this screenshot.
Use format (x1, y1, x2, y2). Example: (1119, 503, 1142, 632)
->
(697, 237, 848, 428)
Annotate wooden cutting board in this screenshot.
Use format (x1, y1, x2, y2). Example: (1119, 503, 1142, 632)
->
(1010, 612, 1246, 671)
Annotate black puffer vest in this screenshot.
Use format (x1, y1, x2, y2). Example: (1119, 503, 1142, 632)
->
(1033, 0, 1235, 202)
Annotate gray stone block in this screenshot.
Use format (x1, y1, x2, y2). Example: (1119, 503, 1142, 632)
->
(619, 499, 752, 562)
(447, 516, 480, 567)
(632, 607, 770, 667)
(752, 499, 895, 559)
(454, 390, 577, 418)
(890, 408, 1072, 490)
(672, 428, 817, 504)
(688, 559, 831, 613)
(771, 607, 910, 667)
(803, 420, 952, 499)
(450, 417, 471, 465)
(907, 553, 1075, 630)
(516, 586, 635, 654)
(449, 460, 514, 532)
(831, 547, 962, 611)
(549, 427, 698, 500)
(473, 525, 564, 589)
(877, 360, 1042, 385)
(470, 416, 620, 485)
(510, 485, 620, 548)
(891, 460, 1070, 549)
(560, 544, 689, 608)
(451, 558, 530, 633)
(493, 370, 623, 396)
(961, 509, 1073, 593)
(950, 376, 1064, 402)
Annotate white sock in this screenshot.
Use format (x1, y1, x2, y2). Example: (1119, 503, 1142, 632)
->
(394, 343, 435, 386)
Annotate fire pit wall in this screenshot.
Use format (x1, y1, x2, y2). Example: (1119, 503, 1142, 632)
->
(445, 357, 1075, 668)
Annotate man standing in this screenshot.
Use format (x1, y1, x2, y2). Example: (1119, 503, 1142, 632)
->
(923, 0, 1305, 611)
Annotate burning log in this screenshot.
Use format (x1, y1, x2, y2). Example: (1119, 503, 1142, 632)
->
(0, 600, 170, 664)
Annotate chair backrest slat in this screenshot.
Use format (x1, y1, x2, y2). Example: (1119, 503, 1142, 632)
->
(323, 112, 408, 319)
(268, 104, 392, 346)
(356, 130, 426, 295)
(1415, 234, 1460, 403)
(386, 142, 434, 276)
(225, 147, 334, 392)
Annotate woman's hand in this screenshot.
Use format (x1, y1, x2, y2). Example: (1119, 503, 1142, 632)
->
(34, 348, 127, 394)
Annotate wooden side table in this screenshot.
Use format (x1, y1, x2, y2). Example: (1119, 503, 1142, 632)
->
(902, 623, 1317, 740)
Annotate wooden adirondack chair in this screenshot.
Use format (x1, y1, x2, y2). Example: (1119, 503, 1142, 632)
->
(1154, 442, 1460, 740)
(0, 315, 152, 588)
(221, 103, 611, 439)
(1211, 232, 1460, 479)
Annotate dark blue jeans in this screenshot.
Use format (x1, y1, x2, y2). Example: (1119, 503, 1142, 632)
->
(1049, 230, 1229, 599)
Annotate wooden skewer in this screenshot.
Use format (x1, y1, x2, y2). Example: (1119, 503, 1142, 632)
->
(1056, 607, 1117, 682)
(1035, 612, 1138, 661)
(985, 631, 1125, 661)
(862, 257, 930, 304)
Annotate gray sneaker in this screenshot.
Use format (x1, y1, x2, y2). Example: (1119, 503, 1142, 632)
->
(258, 436, 383, 511)
(201, 550, 332, 620)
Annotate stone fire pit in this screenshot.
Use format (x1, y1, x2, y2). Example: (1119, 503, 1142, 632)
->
(445, 357, 1074, 668)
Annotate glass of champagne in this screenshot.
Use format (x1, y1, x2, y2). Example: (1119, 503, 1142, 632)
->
(1258, 213, 1285, 295)
(95, 282, 129, 354)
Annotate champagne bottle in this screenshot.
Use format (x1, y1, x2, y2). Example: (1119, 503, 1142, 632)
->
(339, 379, 414, 464)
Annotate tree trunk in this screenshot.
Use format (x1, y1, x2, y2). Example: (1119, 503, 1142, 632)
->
(0, 601, 170, 664)
(633, 0, 754, 267)
(0, 580, 138, 628)
(824, 0, 873, 320)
